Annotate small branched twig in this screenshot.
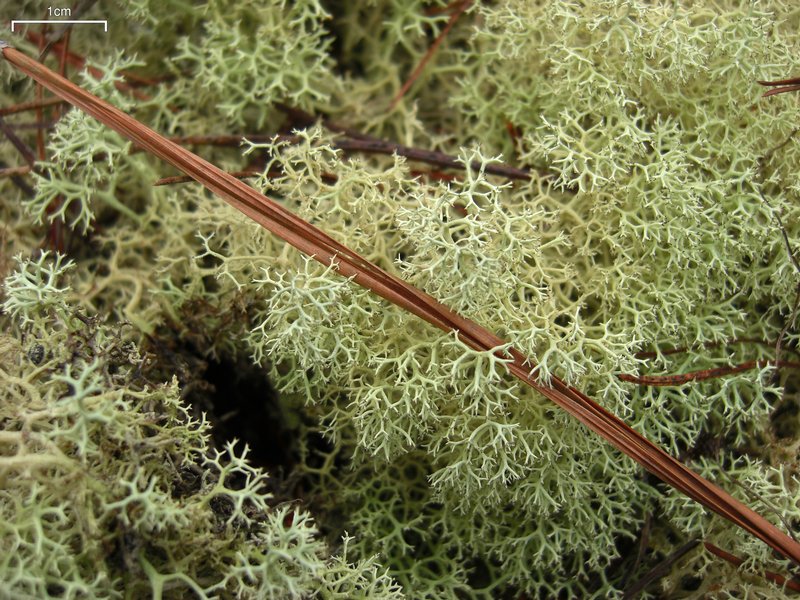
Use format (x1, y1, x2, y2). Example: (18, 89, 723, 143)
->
(753, 121, 800, 367)
(26, 30, 155, 102)
(32, 23, 68, 252)
(0, 165, 33, 178)
(623, 539, 700, 599)
(0, 160, 35, 197)
(54, 24, 71, 121)
(0, 114, 38, 166)
(34, 25, 48, 163)
(153, 168, 338, 187)
(777, 288, 800, 364)
(149, 126, 535, 181)
(38, 0, 98, 62)
(276, 103, 535, 181)
(0, 111, 43, 215)
(619, 512, 652, 591)
(634, 338, 800, 360)
(389, 0, 473, 110)
(618, 360, 800, 387)
(704, 542, 800, 592)
(0, 97, 66, 116)
(4, 120, 56, 131)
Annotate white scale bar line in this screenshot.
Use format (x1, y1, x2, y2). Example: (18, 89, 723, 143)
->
(11, 20, 108, 32)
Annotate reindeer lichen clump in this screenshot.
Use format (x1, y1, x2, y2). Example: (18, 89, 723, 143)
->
(1, 0, 800, 597)
(0, 254, 402, 598)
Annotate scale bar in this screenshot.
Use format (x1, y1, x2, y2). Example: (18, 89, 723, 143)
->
(11, 20, 108, 32)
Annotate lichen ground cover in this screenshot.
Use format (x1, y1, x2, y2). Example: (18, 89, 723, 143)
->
(2, 1, 800, 598)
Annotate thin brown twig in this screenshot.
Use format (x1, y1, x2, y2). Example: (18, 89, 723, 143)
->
(277, 102, 374, 141)
(57, 129, 481, 186)
(134, 130, 535, 181)
(0, 160, 35, 197)
(34, 24, 47, 163)
(36, 22, 66, 252)
(777, 287, 800, 366)
(623, 539, 701, 599)
(57, 24, 71, 85)
(759, 127, 800, 166)
(634, 338, 800, 360)
(6, 41, 800, 569)
(0, 114, 37, 165)
(704, 542, 800, 592)
(618, 359, 800, 387)
(154, 168, 337, 187)
(389, 0, 472, 110)
(758, 170, 799, 275)
(2, 121, 57, 130)
(0, 97, 66, 116)
(756, 177, 800, 277)
(29, 29, 167, 87)
(26, 31, 155, 102)
(619, 512, 652, 591)
(38, 0, 98, 62)
(753, 124, 800, 368)
(275, 104, 535, 181)
(0, 165, 33, 178)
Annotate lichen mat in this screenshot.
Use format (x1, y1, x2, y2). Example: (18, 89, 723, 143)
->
(3, 40, 799, 567)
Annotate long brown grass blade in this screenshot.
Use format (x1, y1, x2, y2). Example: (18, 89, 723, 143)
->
(4, 41, 799, 566)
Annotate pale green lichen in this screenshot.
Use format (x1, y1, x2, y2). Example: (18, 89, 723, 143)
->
(1, 0, 800, 597)
(0, 254, 402, 598)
